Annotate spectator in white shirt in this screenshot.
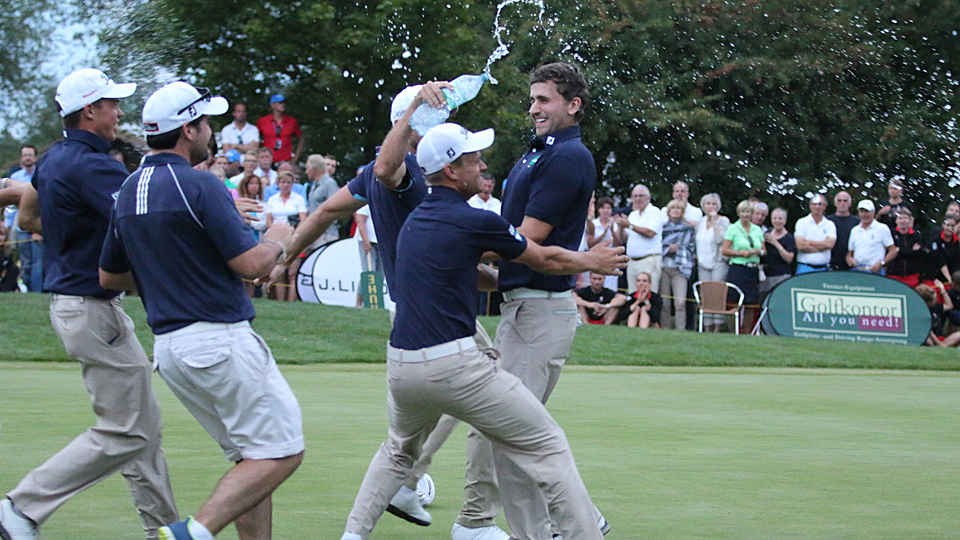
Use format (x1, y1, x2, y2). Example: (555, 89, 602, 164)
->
(254, 146, 278, 186)
(228, 151, 258, 190)
(794, 193, 837, 274)
(587, 196, 621, 291)
(466, 172, 501, 215)
(695, 193, 730, 332)
(353, 205, 381, 307)
(847, 200, 897, 274)
(659, 181, 703, 227)
(220, 102, 260, 153)
(266, 171, 307, 301)
(616, 184, 663, 292)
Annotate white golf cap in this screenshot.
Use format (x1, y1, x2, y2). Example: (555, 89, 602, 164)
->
(142, 82, 229, 135)
(417, 123, 494, 175)
(390, 85, 422, 124)
(55, 68, 137, 117)
(857, 200, 876, 212)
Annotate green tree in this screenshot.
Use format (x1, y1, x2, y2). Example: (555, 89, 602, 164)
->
(93, 0, 960, 227)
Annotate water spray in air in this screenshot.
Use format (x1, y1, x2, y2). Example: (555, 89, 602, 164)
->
(408, 0, 546, 134)
(483, 0, 547, 84)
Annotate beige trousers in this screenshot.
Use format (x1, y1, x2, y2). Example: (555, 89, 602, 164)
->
(8, 295, 178, 539)
(344, 341, 601, 540)
(457, 296, 602, 539)
(628, 254, 663, 293)
(659, 266, 688, 330)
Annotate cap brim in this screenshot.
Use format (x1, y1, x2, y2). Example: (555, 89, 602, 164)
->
(463, 128, 495, 153)
(102, 82, 137, 99)
(198, 96, 229, 116)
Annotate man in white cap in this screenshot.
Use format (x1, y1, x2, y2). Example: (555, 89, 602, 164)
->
(268, 81, 516, 539)
(847, 199, 897, 273)
(336, 122, 623, 540)
(98, 81, 304, 540)
(0, 69, 180, 540)
(794, 193, 837, 274)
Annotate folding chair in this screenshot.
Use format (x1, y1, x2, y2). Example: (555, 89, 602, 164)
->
(693, 281, 745, 335)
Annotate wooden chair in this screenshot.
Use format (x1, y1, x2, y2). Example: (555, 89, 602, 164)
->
(693, 281, 745, 334)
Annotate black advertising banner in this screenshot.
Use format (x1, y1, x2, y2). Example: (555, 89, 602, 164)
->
(762, 272, 930, 346)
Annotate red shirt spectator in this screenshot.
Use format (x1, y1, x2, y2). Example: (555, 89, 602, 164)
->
(256, 94, 303, 163)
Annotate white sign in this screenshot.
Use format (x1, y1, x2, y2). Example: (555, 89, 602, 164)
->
(297, 239, 392, 308)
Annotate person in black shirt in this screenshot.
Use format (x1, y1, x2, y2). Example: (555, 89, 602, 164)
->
(877, 178, 911, 230)
(888, 208, 924, 288)
(760, 208, 797, 302)
(924, 214, 960, 286)
(626, 272, 663, 328)
(574, 272, 628, 325)
(827, 191, 860, 270)
(0, 224, 20, 292)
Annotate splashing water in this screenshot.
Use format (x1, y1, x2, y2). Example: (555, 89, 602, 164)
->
(482, 0, 546, 84)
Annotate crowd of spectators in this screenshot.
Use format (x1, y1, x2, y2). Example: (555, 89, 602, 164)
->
(1, 94, 337, 301)
(4, 90, 960, 343)
(569, 179, 960, 342)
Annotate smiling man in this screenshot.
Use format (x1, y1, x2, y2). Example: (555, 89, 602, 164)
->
(451, 62, 611, 540)
(0, 69, 180, 540)
(100, 82, 303, 540)
(339, 122, 622, 540)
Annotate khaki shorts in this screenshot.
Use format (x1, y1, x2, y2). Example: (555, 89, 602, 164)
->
(153, 321, 304, 461)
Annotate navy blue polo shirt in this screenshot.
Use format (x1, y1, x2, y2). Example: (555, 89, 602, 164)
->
(32, 129, 131, 298)
(347, 151, 427, 288)
(497, 125, 595, 293)
(100, 153, 257, 335)
(392, 186, 527, 350)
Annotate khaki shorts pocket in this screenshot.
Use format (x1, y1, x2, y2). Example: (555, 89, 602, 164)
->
(172, 336, 232, 369)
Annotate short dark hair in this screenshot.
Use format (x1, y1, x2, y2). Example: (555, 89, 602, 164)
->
(596, 196, 614, 209)
(146, 117, 204, 150)
(424, 155, 465, 186)
(60, 99, 111, 129)
(20, 145, 37, 154)
(529, 62, 589, 121)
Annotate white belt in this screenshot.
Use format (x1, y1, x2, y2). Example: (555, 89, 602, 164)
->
(502, 287, 572, 302)
(387, 336, 476, 363)
(161, 320, 251, 339)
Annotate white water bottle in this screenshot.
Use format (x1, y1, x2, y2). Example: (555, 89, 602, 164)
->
(409, 73, 491, 135)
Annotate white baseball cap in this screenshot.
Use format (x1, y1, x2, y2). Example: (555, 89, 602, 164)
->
(142, 82, 229, 135)
(417, 123, 494, 175)
(390, 85, 422, 124)
(857, 200, 876, 212)
(55, 68, 137, 117)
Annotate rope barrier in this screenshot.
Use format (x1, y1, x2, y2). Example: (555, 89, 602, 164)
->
(0, 238, 35, 247)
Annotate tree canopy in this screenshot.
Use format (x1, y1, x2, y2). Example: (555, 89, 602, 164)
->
(9, 0, 960, 224)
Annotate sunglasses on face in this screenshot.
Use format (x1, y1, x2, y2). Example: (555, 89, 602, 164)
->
(178, 87, 211, 116)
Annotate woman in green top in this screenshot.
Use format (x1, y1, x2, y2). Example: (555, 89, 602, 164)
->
(721, 200, 766, 332)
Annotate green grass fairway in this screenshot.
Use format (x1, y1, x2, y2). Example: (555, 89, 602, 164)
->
(1, 362, 958, 539)
(3, 293, 960, 370)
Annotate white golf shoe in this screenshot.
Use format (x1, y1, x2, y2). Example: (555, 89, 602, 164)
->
(0, 498, 39, 540)
(451, 523, 511, 540)
(386, 485, 432, 526)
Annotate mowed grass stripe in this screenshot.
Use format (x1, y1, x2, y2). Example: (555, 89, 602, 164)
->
(2, 293, 960, 370)
(1, 363, 957, 539)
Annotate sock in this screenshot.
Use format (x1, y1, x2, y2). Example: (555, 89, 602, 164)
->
(187, 517, 215, 540)
(341, 533, 362, 540)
